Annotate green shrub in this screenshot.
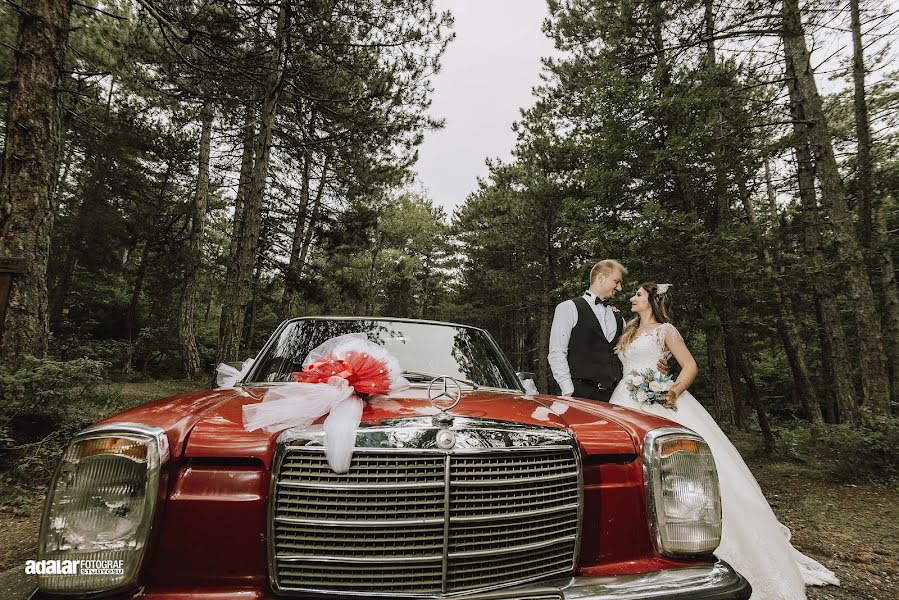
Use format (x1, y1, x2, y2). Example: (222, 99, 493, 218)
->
(0, 357, 113, 490)
(811, 417, 899, 483)
(774, 418, 899, 484)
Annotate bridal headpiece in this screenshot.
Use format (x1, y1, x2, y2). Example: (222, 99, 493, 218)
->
(656, 283, 672, 295)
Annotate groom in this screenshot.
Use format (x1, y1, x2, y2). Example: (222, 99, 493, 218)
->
(548, 259, 627, 402)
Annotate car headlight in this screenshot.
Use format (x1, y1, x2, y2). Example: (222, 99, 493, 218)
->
(643, 428, 721, 556)
(37, 423, 169, 594)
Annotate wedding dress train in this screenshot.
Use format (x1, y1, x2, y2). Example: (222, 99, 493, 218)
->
(609, 323, 839, 599)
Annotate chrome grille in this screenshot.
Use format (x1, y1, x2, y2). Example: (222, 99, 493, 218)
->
(271, 446, 580, 596)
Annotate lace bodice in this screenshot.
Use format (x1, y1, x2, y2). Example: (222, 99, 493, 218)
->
(616, 322, 677, 374)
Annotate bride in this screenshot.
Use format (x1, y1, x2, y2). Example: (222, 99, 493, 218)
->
(609, 282, 839, 599)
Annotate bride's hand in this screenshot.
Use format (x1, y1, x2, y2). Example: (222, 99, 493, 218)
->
(663, 389, 678, 409)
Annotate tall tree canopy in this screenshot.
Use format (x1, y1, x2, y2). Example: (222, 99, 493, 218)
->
(1, 0, 897, 440)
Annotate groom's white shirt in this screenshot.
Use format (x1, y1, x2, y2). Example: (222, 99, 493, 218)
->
(548, 291, 617, 396)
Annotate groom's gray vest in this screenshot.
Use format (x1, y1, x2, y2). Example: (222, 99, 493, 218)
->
(568, 296, 624, 389)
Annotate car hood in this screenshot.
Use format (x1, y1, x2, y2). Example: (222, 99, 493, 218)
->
(101, 386, 676, 468)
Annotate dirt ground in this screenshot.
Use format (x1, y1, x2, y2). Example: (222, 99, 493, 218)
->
(0, 496, 41, 574)
(749, 459, 899, 599)
(1, 426, 896, 598)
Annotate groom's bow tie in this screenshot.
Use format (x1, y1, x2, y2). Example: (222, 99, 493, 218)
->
(594, 297, 609, 307)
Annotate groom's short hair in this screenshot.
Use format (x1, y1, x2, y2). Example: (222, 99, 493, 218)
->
(590, 259, 627, 284)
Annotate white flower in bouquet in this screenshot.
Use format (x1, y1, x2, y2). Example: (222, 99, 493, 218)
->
(649, 380, 664, 393)
(636, 390, 648, 403)
(628, 374, 643, 386)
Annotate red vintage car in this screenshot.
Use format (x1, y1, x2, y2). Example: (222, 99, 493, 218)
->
(33, 317, 751, 599)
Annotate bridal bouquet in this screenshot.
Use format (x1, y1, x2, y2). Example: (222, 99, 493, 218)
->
(239, 333, 409, 473)
(625, 369, 675, 410)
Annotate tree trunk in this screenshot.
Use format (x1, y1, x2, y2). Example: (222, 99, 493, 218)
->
(703, 0, 715, 66)
(232, 106, 257, 263)
(723, 341, 746, 430)
(278, 148, 312, 321)
(49, 73, 115, 329)
(50, 144, 103, 325)
(178, 100, 214, 379)
(0, 0, 73, 368)
(814, 297, 838, 422)
(243, 257, 264, 357)
(706, 322, 736, 427)
(783, 48, 859, 423)
(365, 246, 380, 315)
(736, 350, 774, 451)
(217, 0, 289, 364)
(293, 158, 328, 298)
(782, 0, 890, 417)
(741, 170, 824, 423)
(700, 2, 746, 429)
(850, 0, 899, 415)
(122, 240, 150, 374)
(876, 206, 899, 416)
(280, 147, 328, 321)
(217, 105, 257, 365)
(850, 0, 874, 252)
(537, 284, 550, 394)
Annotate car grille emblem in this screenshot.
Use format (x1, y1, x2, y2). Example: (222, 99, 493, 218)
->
(428, 376, 461, 427)
(436, 429, 456, 449)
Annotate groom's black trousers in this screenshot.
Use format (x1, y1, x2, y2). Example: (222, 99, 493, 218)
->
(572, 378, 613, 403)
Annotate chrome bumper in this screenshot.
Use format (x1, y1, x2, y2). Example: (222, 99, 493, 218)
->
(30, 561, 751, 600)
(480, 560, 750, 600)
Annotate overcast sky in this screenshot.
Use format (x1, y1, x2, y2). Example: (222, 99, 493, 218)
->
(413, 0, 557, 218)
(414, 2, 899, 218)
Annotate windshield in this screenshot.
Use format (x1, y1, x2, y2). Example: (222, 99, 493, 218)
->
(244, 319, 520, 390)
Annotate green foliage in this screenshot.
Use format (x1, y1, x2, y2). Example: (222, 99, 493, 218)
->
(0, 358, 112, 486)
(308, 193, 454, 320)
(0, 356, 106, 403)
(450, 0, 789, 402)
(0, 0, 455, 378)
(814, 418, 899, 483)
(776, 419, 899, 484)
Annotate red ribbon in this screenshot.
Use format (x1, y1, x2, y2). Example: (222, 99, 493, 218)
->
(291, 351, 392, 396)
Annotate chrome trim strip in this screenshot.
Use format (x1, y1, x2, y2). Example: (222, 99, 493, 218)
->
(279, 424, 577, 451)
(506, 560, 748, 600)
(452, 472, 577, 487)
(269, 560, 748, 600)
(277, 480, 445, 491)
(280, 444, 575, 454)
(266, 442, 282, 593)
(75, 422, 171, 463)
(448, 535, 578, 559)
(275, 515, 446, 527)
(277, 554, 444, 564)
(573, 446, 584, 574)
(441, 454, 451, 594)
(449, 503, 579, 523)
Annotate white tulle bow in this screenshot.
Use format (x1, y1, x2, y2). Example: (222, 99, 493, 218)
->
(216, 358, 255, 388)
(241, 334, 409, 473)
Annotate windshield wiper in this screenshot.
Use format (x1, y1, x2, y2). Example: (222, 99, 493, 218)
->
(401, 370, 479, 390)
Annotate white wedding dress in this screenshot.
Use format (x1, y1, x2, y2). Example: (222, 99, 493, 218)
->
(609, 323, 839, 599)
